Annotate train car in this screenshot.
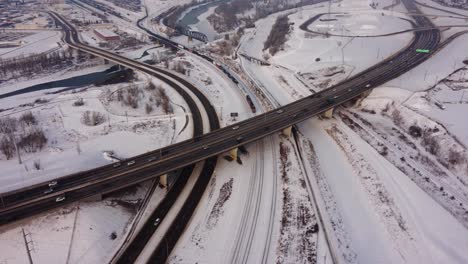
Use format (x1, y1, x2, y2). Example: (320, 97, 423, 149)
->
(203, 55, 214, 63)
(246, 95, 257, 113)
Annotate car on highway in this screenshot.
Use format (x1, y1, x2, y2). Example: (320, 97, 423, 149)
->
(276, 109, 284, 114)
(202, 145, 209, 150)
(43, 189, 54, 195)
(232, 125, 240, 130)
(326, 97, 336, 104)
(113, 162, 121, 168)
(48, 181, 58, 188)
(236, 136, 244, 143)
(127, 160, 136, 166)
(154, 218, 161, 226)
(147, 156, 157, 162)
(365, 84, 371, 88)
(55, 195, 66, 202)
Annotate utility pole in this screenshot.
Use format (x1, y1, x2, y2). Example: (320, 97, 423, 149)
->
(460, 90, 466, 104)
(22, 228, 34, 264)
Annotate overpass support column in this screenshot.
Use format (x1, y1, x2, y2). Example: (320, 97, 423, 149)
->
(322, 108, 334, 119)
(354, 89, 373, 107)
(282, 126, 292, 137)
(159, 174, 168, 189)
(229, 148, 238, 161)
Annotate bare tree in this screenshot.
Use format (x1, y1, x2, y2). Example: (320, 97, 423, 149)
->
(18, 129, 47, 153)
(19, 111, 37, 126)
(391, 109, 403, 126)
(0, 117, 17, 134)
(0, 136, 15, 159)
(145, 103, 153, 114)
(82, 111, 106, 126)
(421, 129, 440, 155)
(33, 160, 41, 170)
(73, 98, 85, 106)
(448, 148, 464, 167)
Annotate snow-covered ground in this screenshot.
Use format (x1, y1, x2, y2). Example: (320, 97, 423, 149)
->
(0, 30, 62, 59)
(306, 11, 413, 36)
(165, 54, 252, 125)
(240, 4, 414, 81)
(235, 0, 468, 262)
(0, 62, 189, 192)
(0, 24, 192, 264)
(2, 0, 467, 262)
(0, 183, 150, 264)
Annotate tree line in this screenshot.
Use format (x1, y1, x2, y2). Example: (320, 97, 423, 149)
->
(0, 112, 47, 160)
(0, 50, 75, 79)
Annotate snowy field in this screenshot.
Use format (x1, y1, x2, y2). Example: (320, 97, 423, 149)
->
(0, 30, 62, 59)
(0, 25, 192, 262)
(1, 0, 467, 262)
(0, 57, 189, 192)
(235, 0, 468, 262)
(0, 183, 151, 264)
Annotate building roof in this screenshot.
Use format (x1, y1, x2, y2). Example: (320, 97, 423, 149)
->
(93, 28, 119, 38)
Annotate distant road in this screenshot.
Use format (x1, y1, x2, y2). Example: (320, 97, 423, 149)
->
(0, 0, 441, 227)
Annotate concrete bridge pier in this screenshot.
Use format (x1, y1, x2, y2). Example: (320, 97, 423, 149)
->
(159, 174, 168, 189)
(282, 126, 293, 137)
(354, 89, 373, 107)
(322, 108, 334, 119)
(229, 148, 238, 161)
(82, 193, 103, 202)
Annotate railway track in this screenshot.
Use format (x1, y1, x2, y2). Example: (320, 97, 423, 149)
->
(1, 0, 441, 231)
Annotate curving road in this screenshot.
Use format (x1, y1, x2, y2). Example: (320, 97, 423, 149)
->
(0, 0, 440, 226)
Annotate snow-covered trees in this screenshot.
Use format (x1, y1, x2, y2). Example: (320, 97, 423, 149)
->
(0, 113, 47, 160)
(264, 15, 291, 55)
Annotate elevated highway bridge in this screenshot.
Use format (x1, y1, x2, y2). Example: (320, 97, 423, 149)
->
(0, 0, 441, 224)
